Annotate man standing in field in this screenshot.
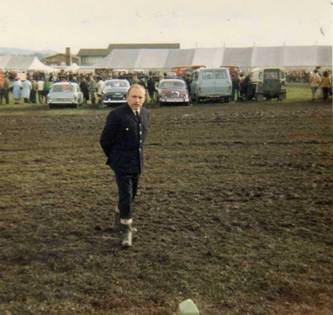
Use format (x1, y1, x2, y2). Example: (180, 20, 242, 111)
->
(309, 69, 321, 101)
(100, 84, 150, 247)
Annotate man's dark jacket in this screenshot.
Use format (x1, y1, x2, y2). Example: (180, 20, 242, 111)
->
(100, 104, 150, 174)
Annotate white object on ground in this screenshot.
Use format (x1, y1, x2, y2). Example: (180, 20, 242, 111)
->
(176, 299, 200, 315)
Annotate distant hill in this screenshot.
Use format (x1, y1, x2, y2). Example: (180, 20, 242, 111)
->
(0, 47, 58, 57)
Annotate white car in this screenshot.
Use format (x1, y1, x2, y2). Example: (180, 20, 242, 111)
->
(48, 82, 83, 108)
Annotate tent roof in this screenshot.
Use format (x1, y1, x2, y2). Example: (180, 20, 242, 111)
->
(0, 55, 12, 69)
(192, 48, 224, 68)
(0, 55, 52, 71)
(94, 45, 332, 69)
(134, 49, 170, 69)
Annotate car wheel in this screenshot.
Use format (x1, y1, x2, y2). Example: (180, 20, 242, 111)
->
(256, 94, 264, 101)
(278, 94, 285, 101)
(193, 94, 200, 104)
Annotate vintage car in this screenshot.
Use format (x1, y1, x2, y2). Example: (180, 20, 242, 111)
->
(190, 67, 232, 103)
(102, 79, 130, 105)
(157, 79, 190, 106)
(244, 67, 287, 101)
(47, 82, 83, 108)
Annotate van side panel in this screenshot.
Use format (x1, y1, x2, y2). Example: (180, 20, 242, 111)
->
(214, 69, 232, 96)
(196, 69, 232, 98)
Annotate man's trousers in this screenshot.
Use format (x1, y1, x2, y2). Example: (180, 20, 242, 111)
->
(115, 172, 139, 224)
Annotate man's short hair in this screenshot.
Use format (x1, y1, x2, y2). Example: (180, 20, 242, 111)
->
(127, 83, 146, 96)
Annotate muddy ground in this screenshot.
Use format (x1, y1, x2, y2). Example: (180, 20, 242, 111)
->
(0, 100, 332, 315)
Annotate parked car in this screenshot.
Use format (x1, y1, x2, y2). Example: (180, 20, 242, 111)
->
(102, 79, 130, 105)
(244, 67, 287, 101)
(47, 82, 83, 108)
(157, 79, 190, 106)
(190, 67, 232, 103)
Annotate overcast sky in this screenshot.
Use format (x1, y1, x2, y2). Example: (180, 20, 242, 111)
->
(0, 0, 332, 53)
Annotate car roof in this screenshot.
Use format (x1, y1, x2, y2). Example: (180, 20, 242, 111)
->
(52, 82, 78, 86)
(160, 78, 185, 82)
(195, 67, 229, 72)
(105, 79, 129, 82)
(252, 67, 284, 71)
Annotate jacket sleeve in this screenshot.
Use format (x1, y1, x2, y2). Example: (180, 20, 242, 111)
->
(100, 110, 120, 158)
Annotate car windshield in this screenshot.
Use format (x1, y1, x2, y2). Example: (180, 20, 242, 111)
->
(264, 70, 280, 80)
(105, 80, 129, 88)
(159, 81, 185, 89)
(51, 84, 74, 92)
(202, 70, 228, 79)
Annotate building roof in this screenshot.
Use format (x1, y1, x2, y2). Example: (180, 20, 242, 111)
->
(77, 49, 110, 57)
(107, 43, 180, 49)
(44, 53, 79, 60)
(77, 44, 180, 58)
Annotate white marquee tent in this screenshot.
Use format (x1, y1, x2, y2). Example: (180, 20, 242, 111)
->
(0, 55, 52, 72)
(94, 45, 332, 70)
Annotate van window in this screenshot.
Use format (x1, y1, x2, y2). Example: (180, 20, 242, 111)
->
(202, 70, 215, 80)
(193, 72, 199, 81)
(264, 70, 279, 80)
(215, 70, 228, 79)
(202, 70, 227, 80)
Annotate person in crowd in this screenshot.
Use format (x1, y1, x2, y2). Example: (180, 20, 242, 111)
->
(100, 84, 150, 248)
(97, 77, 105, 105)
(147, 74, 156, 104)
(22, 78, 32, 103)
(0, 76, 4, 105)
(88, 76, 97, 105)
(12, 78, 22, 104)
(184, 73, 192, 101)
(309, 69, 321, 101)
(0, 75, 10, 105)
(138, 75, 147, 89)
(37, 78, 44, 104)
(239, 73, 247, 100)
(131, 74, 140, 85)
(30, 79, 37, 104)
(43, 79, 51, 104)
(320, 71, 331, 100)
(80, 78, 89, 104)
(231, 72, 240, 101)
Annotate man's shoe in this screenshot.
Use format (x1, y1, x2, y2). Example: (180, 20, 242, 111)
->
(120, 224, 132, 247)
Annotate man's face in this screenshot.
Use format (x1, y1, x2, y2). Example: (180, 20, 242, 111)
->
(127, 86, 145, 111)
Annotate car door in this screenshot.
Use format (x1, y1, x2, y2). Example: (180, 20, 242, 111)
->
(200, 70, 215, 97)
(263, 69, 281, 95)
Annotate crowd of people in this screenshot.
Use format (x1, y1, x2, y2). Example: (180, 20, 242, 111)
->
(229, 67, 332, 102)
(0, 66, 331, 105)
(286, 70, 310, 83)
(308, 67, 332, 100)
(0, 70, 164, 105)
